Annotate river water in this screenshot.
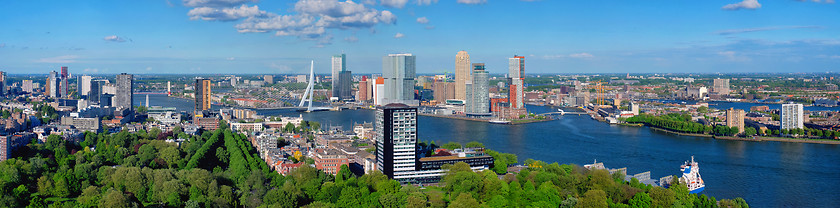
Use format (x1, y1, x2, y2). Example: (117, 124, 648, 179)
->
(136, 94, 840, 207)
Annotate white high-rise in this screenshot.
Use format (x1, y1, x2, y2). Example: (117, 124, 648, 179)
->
(455, 51, 470, 101)
(781, 103, 804, 130)
(382, 54, 417, 105)
(78, 75, 93, 97)
(332, 54, 346, 99)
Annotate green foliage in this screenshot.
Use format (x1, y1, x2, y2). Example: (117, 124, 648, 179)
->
(626, 114, 707, 134)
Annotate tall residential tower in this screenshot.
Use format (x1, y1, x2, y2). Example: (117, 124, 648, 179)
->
(114, 73, 134, 110)
(455, 51, 471, 101)
(195, 78, 212, 114)
(382, 54, 417, 105)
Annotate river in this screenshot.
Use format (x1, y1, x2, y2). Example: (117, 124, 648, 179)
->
(136, 94, 840, 207)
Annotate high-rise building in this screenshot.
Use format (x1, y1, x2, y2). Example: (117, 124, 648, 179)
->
(0, 71, 6, 96)
(22, 80, 34, 93)
(508, 56, 525, 109)
(77, 75, 92, 98)
(60, 67, 69, 98)
(358, 76, 369, 101)
(263, 75, 274, 85)
(332, 54, 346, 98)
(114, 73, 133, 110)
(725, 108, 745, 134)
(373, 77, 385, 106)
(89, 80, 107, 105)
(781, 104, 804, 131)
(433, 80, 456, 103)
(375, 103, 418, 180)
(47, 71, 60, 98)
(338, 70, 353, 100)
(195, 78, 212, 114)
(455, 51, 470, 101)
(466, 63, 490, 114)
(382, 54, 417, 105)
(713, 78, 730, 95)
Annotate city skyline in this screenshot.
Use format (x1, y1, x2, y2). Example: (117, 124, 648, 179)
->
(1, 1, 839, 74)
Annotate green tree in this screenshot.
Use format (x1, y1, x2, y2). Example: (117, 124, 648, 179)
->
(448, 193, 479, 208)
(629, 192, 652, 208)
(465, 141, 485, 148)
(576, 190, 608, 208)
(99, 188, 131, 208)
(441, 142, 462, 150)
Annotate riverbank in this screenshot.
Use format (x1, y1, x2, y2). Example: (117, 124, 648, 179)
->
(418, 113, 554, 125)
(649, 126, 714, 138)
(646, 125, 840, 144)
(755, 136, 840, 145)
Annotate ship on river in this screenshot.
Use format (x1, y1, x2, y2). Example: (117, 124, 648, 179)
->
(680, 156, 705, 194)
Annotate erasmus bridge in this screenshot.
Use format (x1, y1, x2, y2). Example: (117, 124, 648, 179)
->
(297, 60, 331, 112)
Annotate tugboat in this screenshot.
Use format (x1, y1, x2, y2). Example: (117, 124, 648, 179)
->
(680, 156, 705, 194)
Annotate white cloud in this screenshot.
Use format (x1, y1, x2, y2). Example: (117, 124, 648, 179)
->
(269, 62, 293, 72)
(722, 0, 761, 10)
(394, 32, 405, 38)
(295, 0, 369, 17)
(569, 53, 594, 58)
(103, 35, 126, 42)
(424, 25, 435, 30)
(227, 57, 236, 60)
(188, 5, 266, 21)
(183, 0, 256, 7)
(830, 55, 840, 59)
(83, 68, 99, 73)
(146, 67, 153, 71)
(416, 0, 438, 5)
(718, 51, 751, 61)
(344, 36, 359, 42)
(381, 0, 408, 8)
(457, 0, 486, 4)
(416, 17, 429, 24)
(36, 55, 79, 63)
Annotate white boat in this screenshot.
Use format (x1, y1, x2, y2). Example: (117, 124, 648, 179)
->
(488, 119, 510, 124)
(679, 156, 705, 194)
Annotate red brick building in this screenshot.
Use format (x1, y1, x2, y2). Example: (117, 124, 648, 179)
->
(313, 148, 349, 175)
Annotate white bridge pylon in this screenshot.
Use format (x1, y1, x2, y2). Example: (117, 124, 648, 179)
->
(298, 60, 315, 112)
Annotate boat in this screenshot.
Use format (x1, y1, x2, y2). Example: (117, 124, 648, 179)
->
(488, 119, 510, 124)
(679, 156, 705, 194)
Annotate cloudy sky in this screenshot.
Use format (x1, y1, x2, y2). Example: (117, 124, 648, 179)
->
(0, 0, 838, 75)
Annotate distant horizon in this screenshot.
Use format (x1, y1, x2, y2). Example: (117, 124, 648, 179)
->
(1, 1, 838, 74)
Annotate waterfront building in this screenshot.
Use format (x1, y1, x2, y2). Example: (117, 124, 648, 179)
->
(781, 103, 804, 131)
(22, 80, 33, 93)
(147, 107, 181, 125)
(373, 77, 385, 105)
(195, 78, 212, 114)
(418, 148, 494, 171)
(455, 51, 470, 101)
(263, 75, 274, 85)
(726, 108, 746, 134)
(77, 75, 92, 98)
(114, 73, 133, 110)
(750, 105, 769, 112)
(382, 54, 417, 105)
(713, 78, 730, 95)
(331, 54, 353, 101)
(47, 71, 60, 98)
(465, 63, 490, 114)
(508, 56, 525, 109)
(60, 67, 69, 98)
(358, 76, 370, 101)
(433, 80, 455, 103)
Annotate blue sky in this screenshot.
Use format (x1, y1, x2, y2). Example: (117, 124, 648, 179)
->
(0, 0, 838, 75)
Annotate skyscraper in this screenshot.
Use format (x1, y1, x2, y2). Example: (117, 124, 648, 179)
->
(713, 78, 730, 95)
(0, 71, 6, 96)
(382, 54, 417, 105)
(375, 103, 418, 180)
(508, 56, 525, 109)
(455, 51, 470, 101)
(60, 66, 69, 98)
(781, 103, 804, 131)
(433, 80, 455, 103)
(466, 63, 490, 114)
(725, 108, 745, 134)
(358, 76, 369, 101)
(338, 70, 353, 100)
(114, 73, 133, 110)
(89, 80, 107, 105)
(373, 77, 385, 106)
(195, 78, 212, 114)
(78, 75, 93, 98)
(22, 80, 33, 93)
(332, 54, 345, 98)
(48, 71, 60, 98)
(263, 75, 274, 85)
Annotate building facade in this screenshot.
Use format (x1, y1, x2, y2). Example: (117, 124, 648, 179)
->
(781, 103, 804, 131)
(455, 51, 470, 101)
(60, 67, 69, 98)
(195, 78, 212, 114)
(314, 149, 350, 175)
(48, 71, 60, 98)
(78, 75, 93, 98)
(382, 54, 417, 105)
(465, 63, 490, 114)
(713, 78, 730, 95)
(115, 73, 133, 110)
(375, 103, 418, 180)
(725, 108, 745, 134)
(508, 56, 525, 109)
